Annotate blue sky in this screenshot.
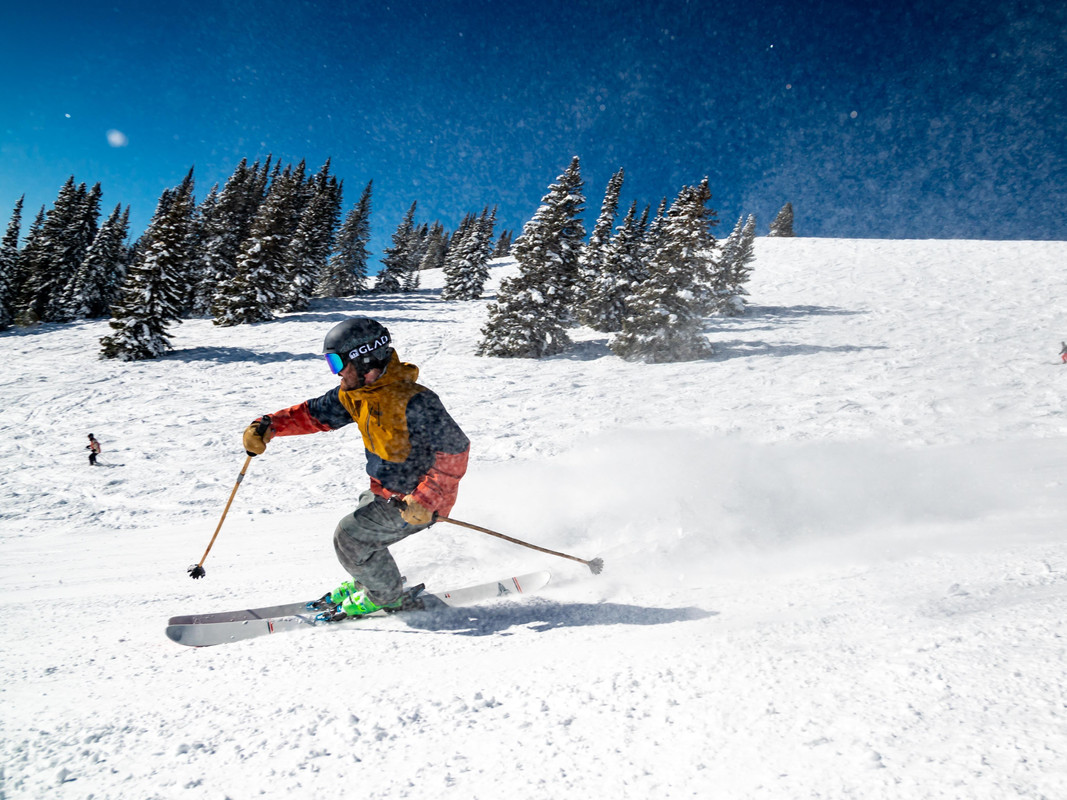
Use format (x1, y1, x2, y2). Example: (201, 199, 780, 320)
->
(2, 0, 1064, 266)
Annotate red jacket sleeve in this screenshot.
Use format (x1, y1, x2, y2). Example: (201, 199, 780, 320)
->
(268, 401, 333, 437)
(410, 446, 469, 517)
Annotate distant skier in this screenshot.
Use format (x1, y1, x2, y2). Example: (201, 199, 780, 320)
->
(241, 317, 470, 618)
(87, 433, 101, 466)
(1061, 341, 1067, 364)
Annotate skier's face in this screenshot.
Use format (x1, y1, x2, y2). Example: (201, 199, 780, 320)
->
(339, 362, 382, 391)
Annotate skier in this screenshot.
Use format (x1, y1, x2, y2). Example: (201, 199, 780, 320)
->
(241, 317, 470, 617)
(1060, 341, 1067, 364)
(86, 433, 101, 466)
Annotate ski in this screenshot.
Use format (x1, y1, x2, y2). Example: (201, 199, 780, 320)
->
(165, 570, 550, 648)
(169, 576, 417, 625)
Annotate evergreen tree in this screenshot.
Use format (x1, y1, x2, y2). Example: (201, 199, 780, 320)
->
(401, 222, 429, 292)
(100, 177, 194, 360)
(611, 180, 717, 362)
(102, 207, 132, 312)
(19, 177, 84, 322)
(191, 159, 262, 316)
(161, 169, 199, 317)
(72, 183, 103, 264)
(50, 182, 103, 320)
(278, 162, 342, 311)
(582, 200, 646, 332)
(769, 202, 794, 236)
(0, 196, 24, 330)
(14, 206, 46, 325)
(478, 157, 585, 358)
(62, 204, 130, 318)
(441, 208, 495, 301)
(577, 168, 624, 325)
(718, 214, 757, 316)
(184, 184, 219, 315)
(213, 164, 304, 325)
(642, 197, 669, 265)
(375, 201, 418, 293)
(491, 229, 514, 258)
(417, 221, 449, 273)
(320, 180, 372, 297)
(440, 213, 474, 296)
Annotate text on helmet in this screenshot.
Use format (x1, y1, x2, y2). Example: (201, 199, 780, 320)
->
(348, 335, 390, 359)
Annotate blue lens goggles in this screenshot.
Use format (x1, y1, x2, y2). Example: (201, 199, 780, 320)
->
(324, 352, 346, 374)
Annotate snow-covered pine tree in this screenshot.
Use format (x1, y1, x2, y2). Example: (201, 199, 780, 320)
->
(582, 200, 645, 332)
(769, 202, 794, 236)
(192, 159, 269, 315)
(718, 214, 757, 316)
(102, 207, 132, 313)
(401, 223, 429, 292)
(640, 197, 668, 270)
(610, 180, 717, 363)
(13, 206, 45, 325)
(375, 201, 418, 293)
(278, 162, 341, 312)
(577, 168, 624, 326)
(441, 207, 495, 301)
(19, 178, 84, 323)
(100, 176, 194, 360)
(164, 170, 199, 317)
(184, 184, 219, 315)
(62, 203, 130, 319)
(320, 179, 372, 297)
(417, 222, 449, 273)
(716, 215, 742, 312)
(0, 196, 24, 330)
(491, 229, 513, 258)
(213, 163, 305, 326)
(471, 208, 496, 290)
(439, 213, 474, 298)
(478, 157, 585, 358)
(51, 182, 103, 320)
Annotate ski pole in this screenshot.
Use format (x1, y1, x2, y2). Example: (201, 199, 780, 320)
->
(389, 499, 603, 574)
(188, 419, 270, 579)
(439, 515, 604, 574)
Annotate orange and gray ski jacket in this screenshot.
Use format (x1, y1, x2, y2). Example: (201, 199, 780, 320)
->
(266, 352, 469, 516)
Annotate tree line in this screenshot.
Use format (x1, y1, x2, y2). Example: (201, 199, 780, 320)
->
(0, 154, 792, 363)
(479, 158, 792, 362)
(0, 157, 512, 359)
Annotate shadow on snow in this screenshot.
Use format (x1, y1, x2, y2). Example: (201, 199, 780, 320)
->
(391, 598, 717, 637)
(709, 340, 889, 360)
(163, 346, 316, 365)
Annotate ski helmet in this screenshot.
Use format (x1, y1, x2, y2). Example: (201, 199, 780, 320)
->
(322, 317, 393, 382)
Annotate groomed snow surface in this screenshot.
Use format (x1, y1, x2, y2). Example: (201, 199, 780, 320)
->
(2, 238, 1066, 798)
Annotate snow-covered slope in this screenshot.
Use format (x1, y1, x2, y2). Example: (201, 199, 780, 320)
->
(2, 238, 1065, 798)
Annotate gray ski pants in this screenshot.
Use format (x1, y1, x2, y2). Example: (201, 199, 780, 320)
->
(333, 490, 432, 604)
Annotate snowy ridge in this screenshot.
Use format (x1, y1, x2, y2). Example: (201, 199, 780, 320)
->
(2, 237, 1066, 798)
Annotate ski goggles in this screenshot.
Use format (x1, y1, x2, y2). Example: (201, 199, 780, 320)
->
(324, 352, 347, 374)
(323, 341, 392, 375)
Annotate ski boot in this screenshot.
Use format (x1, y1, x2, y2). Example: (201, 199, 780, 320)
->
(307, 579, 365, 613)
(308, 576, 411, 616)
(315, 584, 426, 623)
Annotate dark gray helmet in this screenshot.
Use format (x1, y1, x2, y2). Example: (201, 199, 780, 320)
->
(322, 317, 393, 379)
